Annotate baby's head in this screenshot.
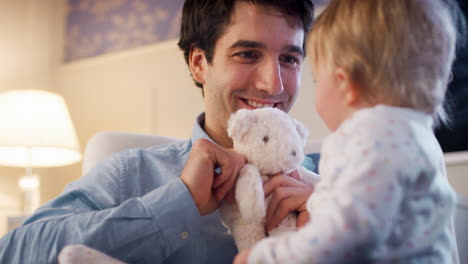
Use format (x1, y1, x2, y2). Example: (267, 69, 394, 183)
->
(308, 0, 459, 130)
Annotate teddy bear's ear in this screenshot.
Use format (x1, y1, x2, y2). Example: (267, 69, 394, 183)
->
(227, 109, 258, 141)
(292, 118, 308, 145)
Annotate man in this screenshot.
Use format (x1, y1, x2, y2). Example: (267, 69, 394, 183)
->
(0, 0, 315, 263)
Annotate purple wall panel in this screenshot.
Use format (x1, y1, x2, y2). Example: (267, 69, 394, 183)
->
(65, 0, 329, 62)
(65, 0, 184, 62)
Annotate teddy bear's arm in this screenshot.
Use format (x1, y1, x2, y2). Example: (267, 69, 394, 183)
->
(236, 164, 266, 223)
(298, 166, 320, 185)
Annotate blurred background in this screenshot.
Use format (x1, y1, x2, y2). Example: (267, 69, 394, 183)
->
(0, 0, 466, 237)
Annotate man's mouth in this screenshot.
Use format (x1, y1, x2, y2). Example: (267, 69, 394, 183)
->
(243, 99, 276, 108)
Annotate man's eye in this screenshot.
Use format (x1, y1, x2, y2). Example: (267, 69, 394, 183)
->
(232, 51, 260, 64)
(280, 55, 300, 67)
(236, 51, 257, 59)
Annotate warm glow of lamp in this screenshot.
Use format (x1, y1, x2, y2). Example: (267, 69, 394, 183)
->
(0, 89, 81, 213)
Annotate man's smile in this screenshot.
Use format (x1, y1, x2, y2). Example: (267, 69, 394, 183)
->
(244, 99, 276, 108)
(238, 97, 287, 110)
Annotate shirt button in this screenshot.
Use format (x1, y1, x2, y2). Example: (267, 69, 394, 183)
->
(180, 231, 189, 240)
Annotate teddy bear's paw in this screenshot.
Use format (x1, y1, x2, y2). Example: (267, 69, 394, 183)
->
(236, 167, 266, 222)
(231, 223, 266, 251)
(239, 197, 266, 222)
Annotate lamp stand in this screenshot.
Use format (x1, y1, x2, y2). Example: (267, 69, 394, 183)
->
(18, 166, 40, 215)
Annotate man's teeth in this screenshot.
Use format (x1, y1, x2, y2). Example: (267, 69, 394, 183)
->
(246, 100, 274, 108)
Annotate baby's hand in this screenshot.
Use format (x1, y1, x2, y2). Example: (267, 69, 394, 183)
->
(233, 248, 252, 264)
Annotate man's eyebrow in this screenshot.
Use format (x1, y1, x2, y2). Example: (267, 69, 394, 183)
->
(284, 45, 304, 57)
(229, 40, 266, 50)
(229, 40, 304, 56)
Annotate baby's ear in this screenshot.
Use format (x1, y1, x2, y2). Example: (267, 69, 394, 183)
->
(292, 118, 308, 145)
(227, 109, 257, 142)
(336, 67, 360, 106)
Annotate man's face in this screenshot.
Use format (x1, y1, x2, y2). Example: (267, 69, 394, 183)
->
(195, 1, 305, 147)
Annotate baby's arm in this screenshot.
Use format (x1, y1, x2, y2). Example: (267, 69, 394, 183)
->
(297, 165, 320, 185)
(247, 157, 404, 263)
(246, 200, 378, 263)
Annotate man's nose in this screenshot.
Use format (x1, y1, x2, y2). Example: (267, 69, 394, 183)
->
(254, 59, 284, 94)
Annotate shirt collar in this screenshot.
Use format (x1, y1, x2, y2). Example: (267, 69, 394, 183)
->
(190, 112, 216, 145)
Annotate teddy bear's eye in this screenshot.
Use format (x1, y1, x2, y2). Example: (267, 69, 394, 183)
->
(262, 136, 269, 143)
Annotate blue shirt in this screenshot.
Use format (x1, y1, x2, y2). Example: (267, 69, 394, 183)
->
(0, 113, 316, 264)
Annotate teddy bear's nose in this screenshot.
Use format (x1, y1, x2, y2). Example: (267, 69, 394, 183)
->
(291, 151, 296, 157)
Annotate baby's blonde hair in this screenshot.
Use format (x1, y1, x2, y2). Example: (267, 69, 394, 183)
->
(309, 0, 458, 123)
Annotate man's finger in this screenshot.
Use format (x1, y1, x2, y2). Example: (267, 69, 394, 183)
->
(296, 211, 310, 228)
(212, 167, 224, 188)
(181, 139, 246, 215)
(216, 163, 242, 200)
(265, 187, 312, 231)
(267, 195, 304, 232)
(214, 178, 233, 200)
(265, 187, 296, 230)
(263, 174, 304, 197)
(224, 189, 235, 202)
(214, 154, 245, 200)
(213, 166, 229, 188)
(212, 153, 235, 188)
(211, 148, 245, 192)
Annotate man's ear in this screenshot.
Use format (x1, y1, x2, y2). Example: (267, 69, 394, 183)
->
(336, 67, 360, 106)
(189, 46, 207, 86)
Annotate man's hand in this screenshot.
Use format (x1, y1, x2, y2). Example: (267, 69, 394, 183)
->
(180, 139, 246, 215)
(263, 169, 314, 232)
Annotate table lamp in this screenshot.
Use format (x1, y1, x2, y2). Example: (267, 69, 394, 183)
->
(0, 89, 81, 214)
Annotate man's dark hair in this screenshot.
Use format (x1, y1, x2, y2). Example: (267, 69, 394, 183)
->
(177, 0, 315, 89)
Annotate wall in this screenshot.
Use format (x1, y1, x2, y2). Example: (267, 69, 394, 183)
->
(0, 0, 67, 236)
(445, 153, 468, 196)
(0, 169, 21, 238)
(65, 0, 184, 62)
(0, 0, 55, 92)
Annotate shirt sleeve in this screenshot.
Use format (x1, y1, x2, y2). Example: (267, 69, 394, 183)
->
(0, 153, 201, 264)
(248, 133, 405, 264)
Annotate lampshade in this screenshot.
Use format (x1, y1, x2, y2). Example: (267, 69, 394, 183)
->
(0, 90, 81, 167)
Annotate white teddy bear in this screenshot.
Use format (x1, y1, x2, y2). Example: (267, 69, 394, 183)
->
(219, 108, 320, 251)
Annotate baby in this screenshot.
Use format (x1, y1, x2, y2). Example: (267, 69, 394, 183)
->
(235, 0, 462, 263)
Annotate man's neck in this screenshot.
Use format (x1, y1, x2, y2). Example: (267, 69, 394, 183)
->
(203, 119, 233, 148)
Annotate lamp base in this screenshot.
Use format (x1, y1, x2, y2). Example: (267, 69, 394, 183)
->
(18, 174, 40, 214)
